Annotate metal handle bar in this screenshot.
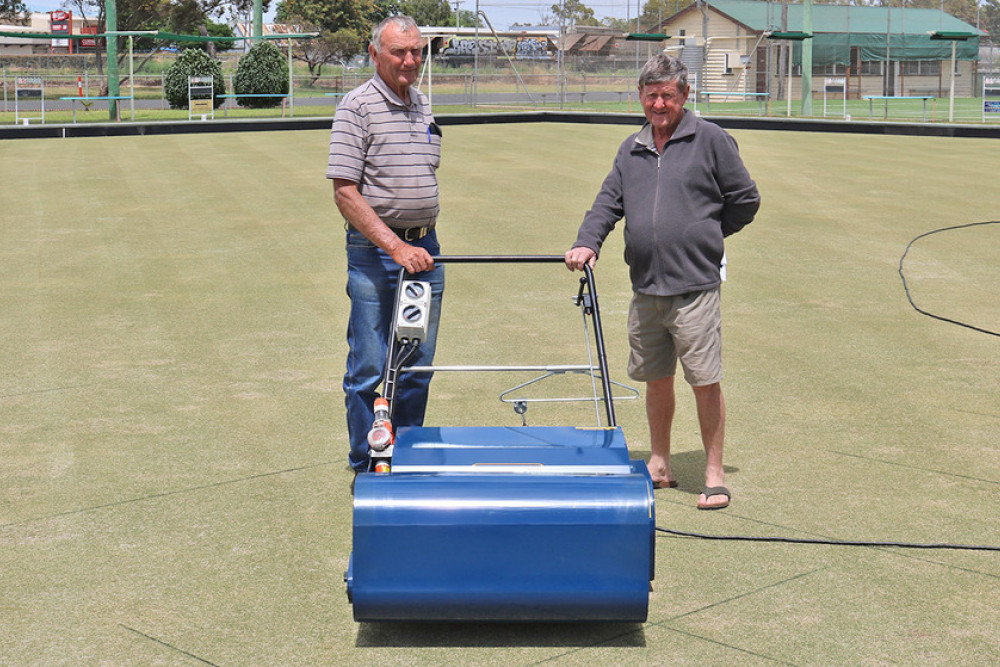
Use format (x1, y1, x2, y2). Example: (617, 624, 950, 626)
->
(386, 255, 617, 426)
(405, 364, 595, 373)
(429, 254, 566, 264)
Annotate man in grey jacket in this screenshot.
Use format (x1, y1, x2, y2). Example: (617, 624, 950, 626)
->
(565, 53, 760, 510)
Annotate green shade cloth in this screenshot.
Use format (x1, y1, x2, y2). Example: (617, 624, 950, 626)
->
(701, 0, 982, 64)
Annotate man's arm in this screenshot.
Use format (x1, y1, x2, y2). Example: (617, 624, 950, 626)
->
(714, 133, 760, 237)
(565, 144, 627, 272)
(333, 178, 435, 274)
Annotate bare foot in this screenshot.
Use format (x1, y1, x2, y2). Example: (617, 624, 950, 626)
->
(646, 457, 676, 488)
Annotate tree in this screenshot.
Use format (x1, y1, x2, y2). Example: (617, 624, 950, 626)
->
(455, 9, 480, 28)
(167, 0, 229, 57)
(366, 0, 461, 29)
(401, 0, 452, 26)
(276, 0, 371, 36)
(227, 0, 273, 22)
(203, 20, 236, 52)
(550, 0, 600, 31)
(982, 0, 1000, 46)
(324, 26, 365, 64)
(366, 0, 403, 27)
(163, 47, 226, 108)
(233, 40, 289, 107)
(601, 16, 632, 32)
(638, 0, 673, 32)
(286, 21, 364, 83)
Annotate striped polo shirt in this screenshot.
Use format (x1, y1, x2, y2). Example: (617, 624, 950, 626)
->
(326, 73, 441, 229)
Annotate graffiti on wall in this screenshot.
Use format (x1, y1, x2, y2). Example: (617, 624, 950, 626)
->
(440, 36, 552, 60)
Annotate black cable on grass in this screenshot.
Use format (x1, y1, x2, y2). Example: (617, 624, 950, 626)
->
(899, 220, 1000, 338)
(652, 224, 1000, 555)
(656, 527, 1000, 552)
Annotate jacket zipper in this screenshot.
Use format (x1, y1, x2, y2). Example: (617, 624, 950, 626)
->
(651, 151, 662, 270)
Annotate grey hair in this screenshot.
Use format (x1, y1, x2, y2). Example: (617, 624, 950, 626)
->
(371, 15, 419, 53)
(638, 53, 688, 90)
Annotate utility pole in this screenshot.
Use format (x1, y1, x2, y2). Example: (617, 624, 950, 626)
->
(455, 0, 461, 28)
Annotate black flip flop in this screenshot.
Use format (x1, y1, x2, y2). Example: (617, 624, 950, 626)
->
(698, 486, 730, 510)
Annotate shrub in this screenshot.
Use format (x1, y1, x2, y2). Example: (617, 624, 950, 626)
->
(162, 48, 225, 109)
(233, 41, 289, 109)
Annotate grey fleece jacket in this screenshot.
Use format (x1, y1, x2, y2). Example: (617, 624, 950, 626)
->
(573, 109, 760, 296)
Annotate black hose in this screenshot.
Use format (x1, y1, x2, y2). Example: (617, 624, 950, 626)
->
(898, 221, 1000, 338)
(657, 526, 1000, 552)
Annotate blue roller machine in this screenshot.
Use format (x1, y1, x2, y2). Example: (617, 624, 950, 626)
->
(345, 256, 654, 623)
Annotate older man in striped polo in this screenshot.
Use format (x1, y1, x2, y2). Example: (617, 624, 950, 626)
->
(327, 15, 445, 473)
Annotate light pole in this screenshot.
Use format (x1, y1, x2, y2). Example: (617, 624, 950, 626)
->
(930, 31, 977, 122)
(766, 31, 812, 117)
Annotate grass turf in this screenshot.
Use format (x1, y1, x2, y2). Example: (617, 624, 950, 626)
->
(1, 123, 998, 664)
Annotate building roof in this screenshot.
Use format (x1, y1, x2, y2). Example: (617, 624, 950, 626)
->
(578, 34, 614, 52)
(701, 0, 983, 36)
(667, 0, 983, 64)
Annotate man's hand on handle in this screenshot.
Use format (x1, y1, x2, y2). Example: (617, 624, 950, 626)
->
(564, 246, 597, 272)
(390, 244, 435, 275)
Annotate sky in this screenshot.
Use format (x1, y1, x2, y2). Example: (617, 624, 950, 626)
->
(21, 0, 643, 32)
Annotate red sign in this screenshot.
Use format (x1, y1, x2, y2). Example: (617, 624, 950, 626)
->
(81, 25, 99, 49)
(49, 10, 73, 53)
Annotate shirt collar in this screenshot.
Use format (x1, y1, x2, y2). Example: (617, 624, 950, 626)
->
(633, 109, 697, 152)
(372, 72, 416, 109)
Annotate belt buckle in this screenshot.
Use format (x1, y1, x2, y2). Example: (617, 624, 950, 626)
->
(403, 227, 427, 242)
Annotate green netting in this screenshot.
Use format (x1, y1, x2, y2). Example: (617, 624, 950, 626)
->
(708, 0, 982, 64)
(0, 30, 90, 39)
(155, 31, 315, 42)
(791, 32, 978, 65)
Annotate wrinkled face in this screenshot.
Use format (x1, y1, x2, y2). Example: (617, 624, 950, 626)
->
(371, 24, 422, 99)
(639, 80, 689, 136)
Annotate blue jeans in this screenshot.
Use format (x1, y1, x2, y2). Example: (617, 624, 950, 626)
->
(344, 228, 444, 471)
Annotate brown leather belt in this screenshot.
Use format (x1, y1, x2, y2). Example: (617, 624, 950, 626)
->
(391, 226, 432, 242)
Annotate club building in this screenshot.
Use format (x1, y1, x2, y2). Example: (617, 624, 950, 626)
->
(654, 0, 984, 99)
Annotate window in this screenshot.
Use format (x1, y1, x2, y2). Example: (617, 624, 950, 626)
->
(859, 60, 884, 76)
(814, 63, 846, 76)
(902, 61, 940, 76)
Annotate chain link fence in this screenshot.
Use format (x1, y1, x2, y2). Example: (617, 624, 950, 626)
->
(4, 50, 1000, 124)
